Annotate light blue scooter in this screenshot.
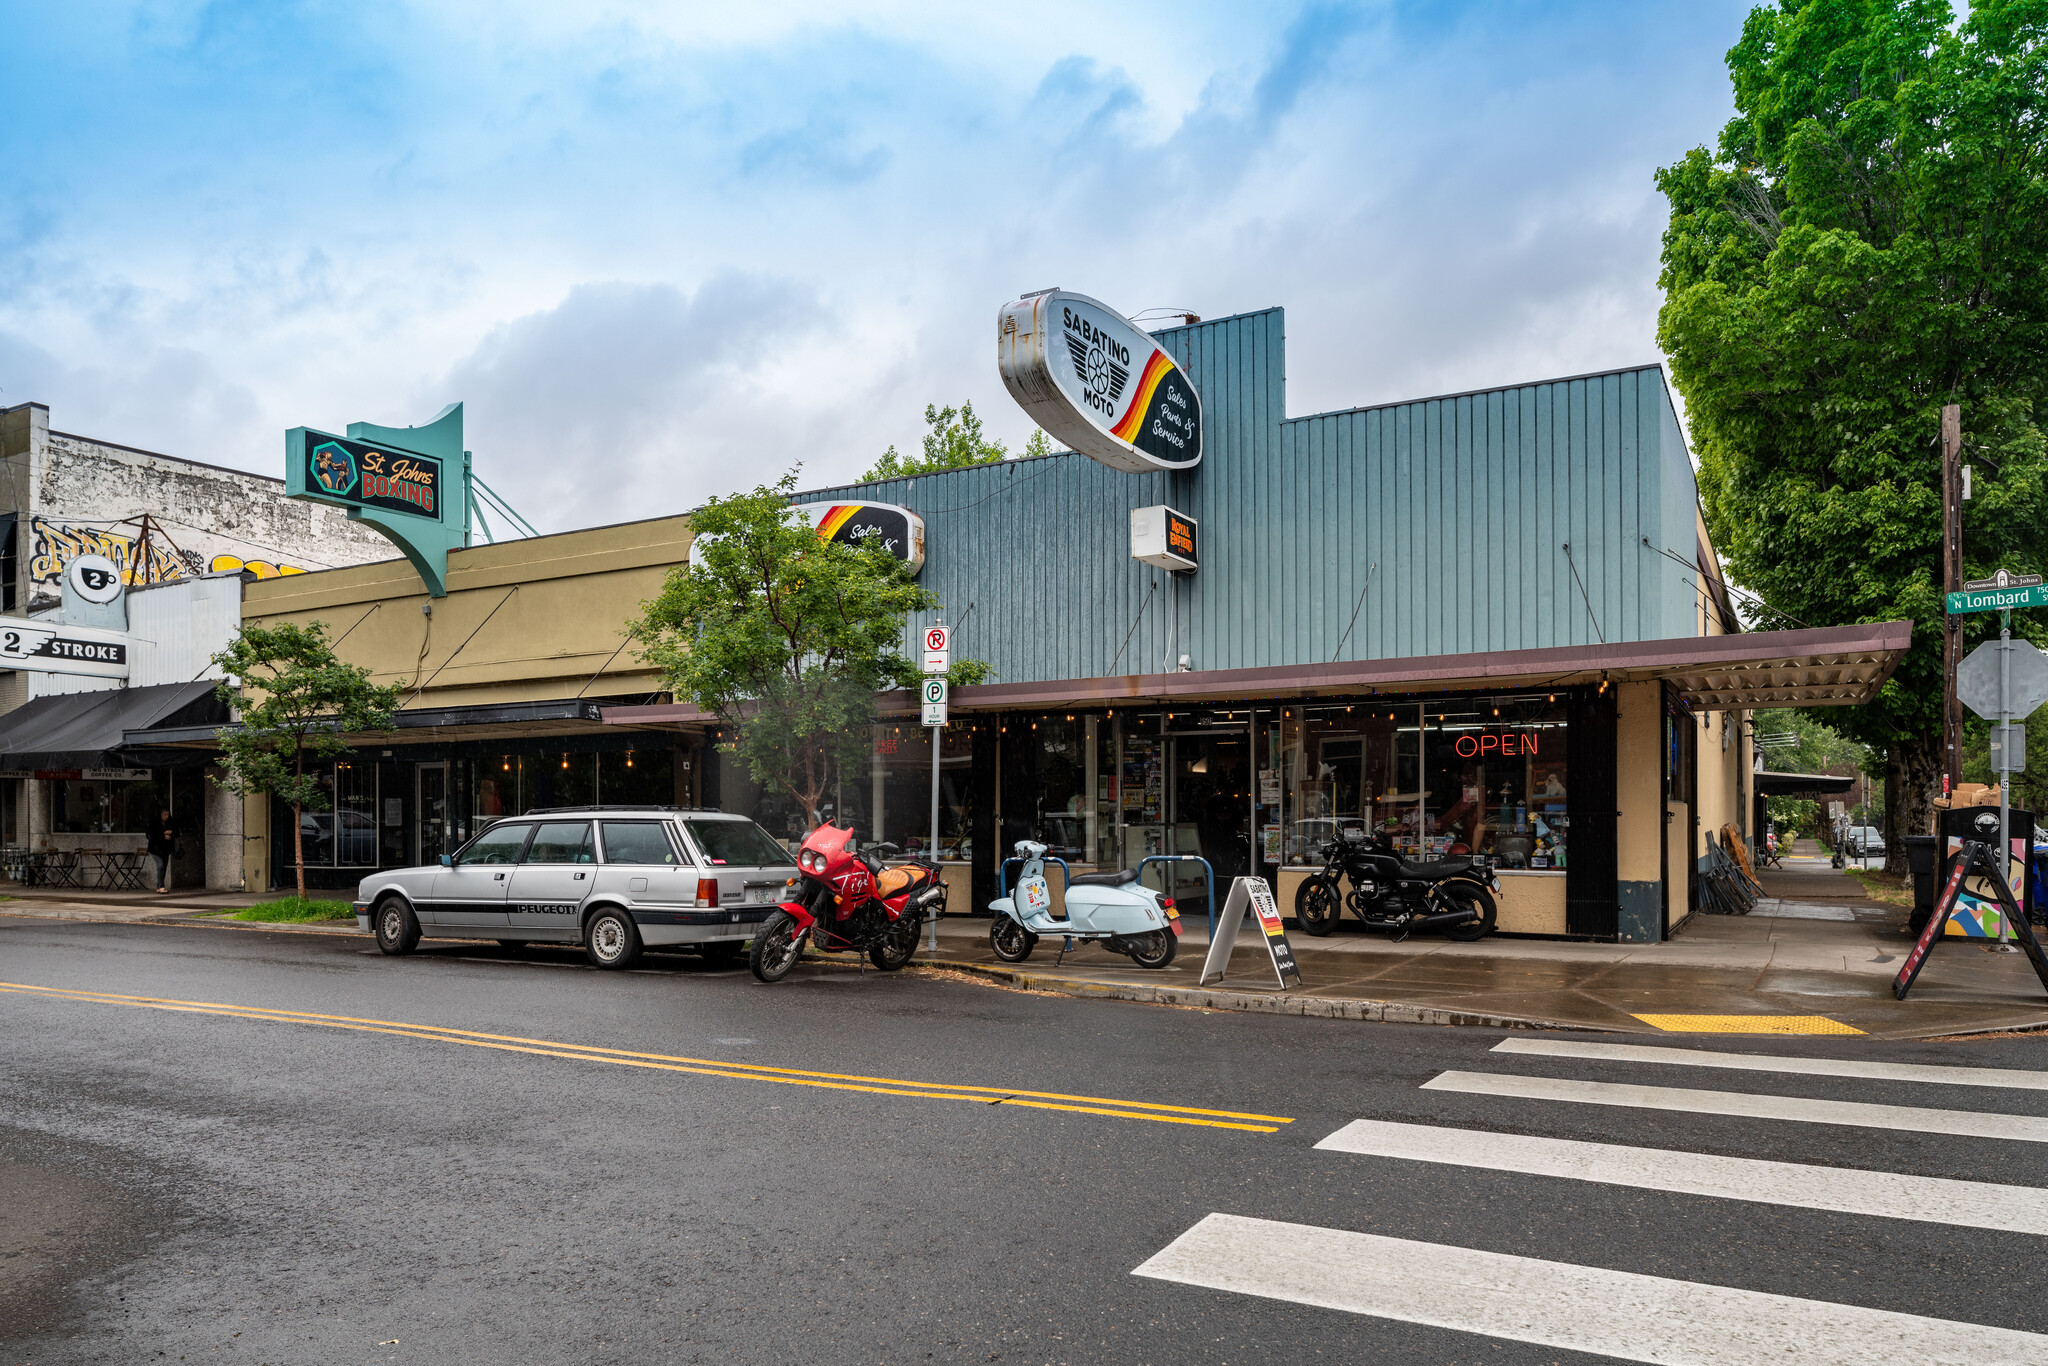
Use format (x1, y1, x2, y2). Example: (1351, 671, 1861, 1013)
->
(988, 840, 1182, 968)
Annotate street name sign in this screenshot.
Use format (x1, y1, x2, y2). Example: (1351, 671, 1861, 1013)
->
(1957, 638, 2048, 721)
(921, 625, 949, 675)
(921, 676, 948, 727)
(1948, 569, 2047, 615)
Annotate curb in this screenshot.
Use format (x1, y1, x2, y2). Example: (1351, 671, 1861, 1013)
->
(911, 957, 1586, 1031)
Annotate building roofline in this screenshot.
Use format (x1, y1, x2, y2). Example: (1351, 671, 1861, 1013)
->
(1287, 362, 1671, 426)
(47, 430, 289, 485)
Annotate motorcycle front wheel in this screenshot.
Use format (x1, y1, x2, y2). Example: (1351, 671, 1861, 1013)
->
(870, 917, 920, 971)
(1126, 929, 1177, 969)
(989, 916, 1038, 963)
(1294, 876, 1341, 936)
(1440, 882, 1498, 942)
(749, 910, 807, 982)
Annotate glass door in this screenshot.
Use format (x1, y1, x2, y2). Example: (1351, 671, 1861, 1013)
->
(417, 763, 450, 863)
(1166, 721, 1252, 915)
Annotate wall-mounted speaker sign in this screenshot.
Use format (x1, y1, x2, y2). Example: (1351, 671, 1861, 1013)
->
(997, 290, 1202, 474)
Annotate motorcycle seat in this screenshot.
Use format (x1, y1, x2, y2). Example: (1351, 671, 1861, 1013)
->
(875, 866, 922, 896)
(1394, 858, 1474, 879)
(1068, 869, 1139, 888)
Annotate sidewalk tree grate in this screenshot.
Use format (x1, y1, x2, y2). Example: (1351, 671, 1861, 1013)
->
(1633, 1014, 1865, 1035)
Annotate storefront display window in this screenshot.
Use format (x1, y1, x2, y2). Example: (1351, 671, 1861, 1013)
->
(52, 775, 162, 834)
(869, 722, 978, 860)
(1275, 695, 1568, 870)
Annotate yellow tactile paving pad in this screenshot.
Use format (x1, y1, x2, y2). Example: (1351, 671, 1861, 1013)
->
(1632, 1013, 1866, 1036)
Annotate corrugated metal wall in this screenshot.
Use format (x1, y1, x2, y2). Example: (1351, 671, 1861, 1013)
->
(799, 307, 1699, 687)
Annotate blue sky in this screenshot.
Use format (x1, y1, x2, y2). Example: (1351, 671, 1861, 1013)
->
(2, 0, 1751, 530)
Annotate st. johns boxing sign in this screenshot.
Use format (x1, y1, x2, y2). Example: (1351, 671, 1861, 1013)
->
(997, 290, 1202, 474)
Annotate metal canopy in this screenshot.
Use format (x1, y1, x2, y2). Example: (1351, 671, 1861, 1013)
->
(1754, 770, 1857, 798)
(125, 696, 646, 751)
(600, 621, 1914, 729)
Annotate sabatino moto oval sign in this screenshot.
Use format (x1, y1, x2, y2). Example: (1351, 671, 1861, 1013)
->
(997, 290, 1202, 474)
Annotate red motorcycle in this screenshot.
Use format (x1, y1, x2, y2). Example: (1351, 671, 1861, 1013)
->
(750, 821, 947, 983)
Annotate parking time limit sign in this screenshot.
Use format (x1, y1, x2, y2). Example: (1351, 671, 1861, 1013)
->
(921, 676, 948, 727)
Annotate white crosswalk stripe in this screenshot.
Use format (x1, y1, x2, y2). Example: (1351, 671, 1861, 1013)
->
(1314, 1117, 2048, 1234)
(1136, 1048, 2048, 1360)
(1422, 1069, 2048, 1140)
(1494, 1036, 2048, 1090)
(1134, 1213, 2048, 1365)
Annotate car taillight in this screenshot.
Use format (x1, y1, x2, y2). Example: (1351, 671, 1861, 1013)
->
(695, 878, 718, 908)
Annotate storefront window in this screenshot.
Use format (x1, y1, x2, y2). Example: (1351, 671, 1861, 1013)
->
(599, 748, 674, 805)
(527, 752, 596, 810)
(477, 755, 521, 819)
(1421, 695, 1568, 868)
(335, 760, 377, 867)
(869, 722, 977, 861)
(52, 775, 162, 834)
(1276, 695, 1568, 870)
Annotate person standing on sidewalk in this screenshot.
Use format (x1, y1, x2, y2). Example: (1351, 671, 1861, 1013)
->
(148, 807, 178, 894)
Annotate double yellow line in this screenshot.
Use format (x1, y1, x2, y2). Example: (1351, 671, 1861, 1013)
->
(0, 980, 1293, 1134)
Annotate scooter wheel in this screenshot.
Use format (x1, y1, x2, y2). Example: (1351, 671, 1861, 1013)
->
(1127, 929, 1177, 969)
(990, 917, 1038, 963)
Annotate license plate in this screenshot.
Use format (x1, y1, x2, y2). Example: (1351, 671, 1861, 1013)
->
(1489, 877, 1502, 893)
(747, 886, 776, 904)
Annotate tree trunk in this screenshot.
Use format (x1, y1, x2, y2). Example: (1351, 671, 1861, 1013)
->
(292, 747, 306, 900)
(1885, 735, 1940, 877)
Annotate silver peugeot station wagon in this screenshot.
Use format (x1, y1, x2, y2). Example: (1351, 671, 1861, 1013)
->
(354, 805, 799, 970)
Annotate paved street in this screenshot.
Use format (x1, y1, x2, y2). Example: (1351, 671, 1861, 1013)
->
(8, 918, 2048, 1365)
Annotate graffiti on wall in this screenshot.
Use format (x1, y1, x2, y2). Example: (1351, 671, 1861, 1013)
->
(27, 519, 310, 593)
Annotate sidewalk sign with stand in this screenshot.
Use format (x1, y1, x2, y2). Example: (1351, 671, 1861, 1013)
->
(1198, 876, 1303, 989)
(1894, 839, 2048, 1000)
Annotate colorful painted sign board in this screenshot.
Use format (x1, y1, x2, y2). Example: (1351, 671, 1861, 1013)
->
(998, 289, 1202, 474)
(286, 403, 471, 597)
(1199, 876, 1304, 989)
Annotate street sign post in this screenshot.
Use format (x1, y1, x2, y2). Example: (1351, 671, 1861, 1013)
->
(1951, 590, 2047, 952)
(920, 624, 949, 953)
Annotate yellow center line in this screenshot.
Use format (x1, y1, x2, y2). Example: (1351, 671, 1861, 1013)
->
(0, 980, 1291, 1133)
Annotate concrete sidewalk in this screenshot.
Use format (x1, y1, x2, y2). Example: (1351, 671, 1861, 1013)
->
(911, 882, 2048, 1040)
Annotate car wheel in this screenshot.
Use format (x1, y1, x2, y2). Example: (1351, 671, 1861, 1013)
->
(584, 908, 642, 969)
(374, 897, 419, 956)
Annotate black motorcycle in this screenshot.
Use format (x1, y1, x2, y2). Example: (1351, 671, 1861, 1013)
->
(1293, 830, 1501, 942)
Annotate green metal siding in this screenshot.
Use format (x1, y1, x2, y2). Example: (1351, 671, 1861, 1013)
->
(799, 307, 1700, 687)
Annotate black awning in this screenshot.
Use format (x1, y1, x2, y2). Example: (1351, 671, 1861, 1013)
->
(125, 695, 628, 749)
(0, 680, 226, 772)
(1755, 770, 1857, 798)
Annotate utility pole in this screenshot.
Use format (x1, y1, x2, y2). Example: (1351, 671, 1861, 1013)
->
(1943, 403, 1963, 795)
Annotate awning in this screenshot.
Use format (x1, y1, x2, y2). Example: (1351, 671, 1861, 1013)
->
(1755, 771, 1857, 798)
(0, 680, 224, 772)
(599, 620, 1915, 729)
(128, 696, 633, 750)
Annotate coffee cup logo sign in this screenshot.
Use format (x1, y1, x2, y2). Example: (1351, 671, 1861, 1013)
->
(997, 290, 1203, 474)
(67, 554, 123, 605)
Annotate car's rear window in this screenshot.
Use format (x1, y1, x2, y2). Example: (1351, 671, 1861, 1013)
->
(600, 822, 682, 865)
(684, 819, 792, 867)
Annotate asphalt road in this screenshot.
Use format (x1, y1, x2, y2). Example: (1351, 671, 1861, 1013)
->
(6, 918, 2048, 1366)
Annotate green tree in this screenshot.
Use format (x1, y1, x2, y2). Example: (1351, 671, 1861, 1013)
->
(1656, 0, 2048, 874)
(211, 621, 404, 898)
(633, 471, 991, 832)
(858, 401, 1052, 482)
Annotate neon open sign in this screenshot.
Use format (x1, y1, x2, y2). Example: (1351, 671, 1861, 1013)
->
(1453, 731, 1541, 758)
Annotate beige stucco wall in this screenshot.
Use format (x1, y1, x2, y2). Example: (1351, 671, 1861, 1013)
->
(1616, 681, 1664, 883)
(239, 514, 693, 707)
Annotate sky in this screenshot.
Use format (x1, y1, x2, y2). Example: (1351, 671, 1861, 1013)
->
(2, 0, 1754, 534)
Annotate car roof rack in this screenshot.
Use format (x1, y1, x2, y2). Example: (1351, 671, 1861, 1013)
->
(519, 805, 728, 816)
